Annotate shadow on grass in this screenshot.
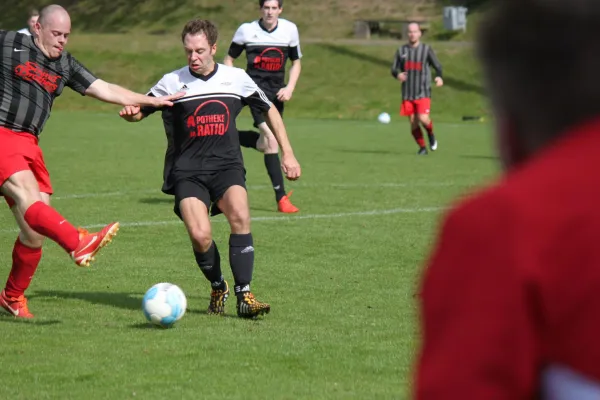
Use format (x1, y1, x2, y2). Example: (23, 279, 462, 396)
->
(31, 290, 142, 311)
(460, 154, 498, 160)
(333, 148, 400, 156)
(316, 43, 486, 96)
(0, 315, 62, 325)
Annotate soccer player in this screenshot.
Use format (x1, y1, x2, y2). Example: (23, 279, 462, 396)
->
(17, 9, 39, 36)
(119, 19, 301, 319)
(0, 4, 181, 319)
(391, 22, 443, 155)
(416, 0, 600, 398)
(223, 0, 302, 213)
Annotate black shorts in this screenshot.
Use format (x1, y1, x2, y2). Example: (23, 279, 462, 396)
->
(251, 89, 284, 127)
(173, 168, 246, 219)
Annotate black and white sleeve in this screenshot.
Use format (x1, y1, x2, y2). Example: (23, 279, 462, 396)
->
(227, 25, 246, 59)
(240, 71, 271, 114)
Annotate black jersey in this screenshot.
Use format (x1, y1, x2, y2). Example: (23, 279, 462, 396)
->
(0, 30, 97, 136)
(227, 18, 302, 94)
(142, 64, 272, 194)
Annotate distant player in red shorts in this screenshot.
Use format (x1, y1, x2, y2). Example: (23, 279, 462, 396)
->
(391, 23, 443, 155)
(0, 4, 180, 318)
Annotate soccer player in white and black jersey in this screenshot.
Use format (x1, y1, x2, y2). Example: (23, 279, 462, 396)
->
(224, 0, 302, 213)
(119, 19, 301, 319)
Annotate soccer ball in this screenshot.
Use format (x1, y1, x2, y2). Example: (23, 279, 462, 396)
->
(142, 283, 187, 328)
(378, 112, 391, 124)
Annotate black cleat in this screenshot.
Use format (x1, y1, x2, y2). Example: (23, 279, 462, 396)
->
(417, 147, 428, 155)
(207, 281, 229, 315)
(237, 292, 270, 319)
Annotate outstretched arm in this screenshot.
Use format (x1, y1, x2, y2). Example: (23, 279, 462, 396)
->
(85, 79, 183, 107)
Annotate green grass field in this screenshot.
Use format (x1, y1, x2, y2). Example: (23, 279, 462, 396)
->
(0, 111, 498, 399)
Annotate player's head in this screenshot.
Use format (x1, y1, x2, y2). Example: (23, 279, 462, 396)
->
(407, 23, 421, 45)
(259, 0, 283, 25)
(34, 5, 71, 59)
(181, 19, 218, 75)
(27, 9, 39, 32)
(478, 0, 600, 169)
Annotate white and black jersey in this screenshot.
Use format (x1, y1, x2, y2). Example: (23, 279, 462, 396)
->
(227, 18, 302, 95)
(141, 64, 272, 194)
(391, 43, 443, 101)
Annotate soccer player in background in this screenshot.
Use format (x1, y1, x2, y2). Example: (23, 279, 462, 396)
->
(0, 4, 181, 318)
(224, 0, 302, 213)
(119, 19, 301, 319)
(17, 9, 39, 36)
(416, 0, 600, 398)
(391, 23, 443, 155)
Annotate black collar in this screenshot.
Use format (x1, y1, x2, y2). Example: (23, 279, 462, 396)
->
(258, 18, 278, 33)
(189, 63, 218, 81)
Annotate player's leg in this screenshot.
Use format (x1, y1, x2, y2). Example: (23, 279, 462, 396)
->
(416, 98, 437, 151)
(401, 100, 427, 155)
(215, 171, 270, 319)
(175, 179, 228, 315)
(0, 140, 118, 267)
(0, 192, 49, 318)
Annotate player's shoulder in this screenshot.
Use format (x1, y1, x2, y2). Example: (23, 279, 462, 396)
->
(217, 63, 250, 79)
(236, 21, 256, 33)
(278, 18, 299, 30)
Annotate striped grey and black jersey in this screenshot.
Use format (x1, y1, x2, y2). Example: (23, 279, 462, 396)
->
(0, 30, 97, 137)
(391, 43, 443, 101)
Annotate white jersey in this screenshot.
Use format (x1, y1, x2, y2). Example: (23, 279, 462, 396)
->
(227, 18, 302, 93)
(16, 28, 32, 36)
(140, 63, 271, 192)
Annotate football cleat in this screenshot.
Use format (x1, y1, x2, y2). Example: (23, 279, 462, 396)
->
(207, 281, 229, 315)
(237, 292, 270, 319)
(277, 191, 299, 213)
(417, 147, 428, 156)
(0, 290, 33, 318)
(71, 222, 119, 267)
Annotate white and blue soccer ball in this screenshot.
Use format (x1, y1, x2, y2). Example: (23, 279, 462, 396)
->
(142, 283, 187, 328)
(378, 112, 391, 124)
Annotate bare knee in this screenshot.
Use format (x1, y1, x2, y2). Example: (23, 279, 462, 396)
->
(418, 114, 431, 125)
(188, 227, 213, 252)
(18, 230, 45, 248)
(256, 123, 278, 154)
(228, 208, 251, 234)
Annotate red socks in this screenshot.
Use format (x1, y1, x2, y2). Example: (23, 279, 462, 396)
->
(23, 201, 79, 253)
(424, 121, 434, 135)
(5, 239, 42, 298)
(411, 128, 426, 148)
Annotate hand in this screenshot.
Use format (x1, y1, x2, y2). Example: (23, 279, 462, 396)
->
(435, 77, 444, 87)
(397, 72, 408, 82)
(150, 91, 186, 107)
(119, 105, 142, 122)
(281, 153, 301, 181)
(276, 86, 294, 102)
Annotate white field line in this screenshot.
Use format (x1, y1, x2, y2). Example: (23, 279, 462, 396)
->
(50, 181, 469, 201)
(0, 206, 445, 234)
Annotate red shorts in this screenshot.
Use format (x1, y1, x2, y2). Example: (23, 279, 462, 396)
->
(0, 127, 53, 208)
(400, 98, 431, 116)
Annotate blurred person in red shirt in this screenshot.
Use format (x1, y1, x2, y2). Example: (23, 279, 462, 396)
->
(416, 0, 600, 399)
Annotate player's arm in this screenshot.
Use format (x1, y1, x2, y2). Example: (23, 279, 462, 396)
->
(427, 47, 444, 87)
(391, 48, 406, 82)
(224, 26, 246, 66)
(85, 79, 183, 108)
(277, 26, 303, 102)
(416, 198, 535, 399)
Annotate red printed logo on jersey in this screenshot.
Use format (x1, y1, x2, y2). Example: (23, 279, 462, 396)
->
(405, 61, 423, 71)
(187, 100, 231, 138)
(253, 47, 285, 71)
(14, 61, 61, 93)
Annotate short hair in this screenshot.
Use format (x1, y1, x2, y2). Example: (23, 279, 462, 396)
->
(477, 0, 600, 140)
(181, 19, 218, 46)
(259, 0, 283, 8)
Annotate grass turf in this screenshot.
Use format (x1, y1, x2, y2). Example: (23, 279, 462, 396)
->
(0, 112, 498, 399)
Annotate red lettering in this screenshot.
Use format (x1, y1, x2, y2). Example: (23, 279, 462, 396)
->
(405, 61, 423, 71)
(14, 61, 61, 93)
